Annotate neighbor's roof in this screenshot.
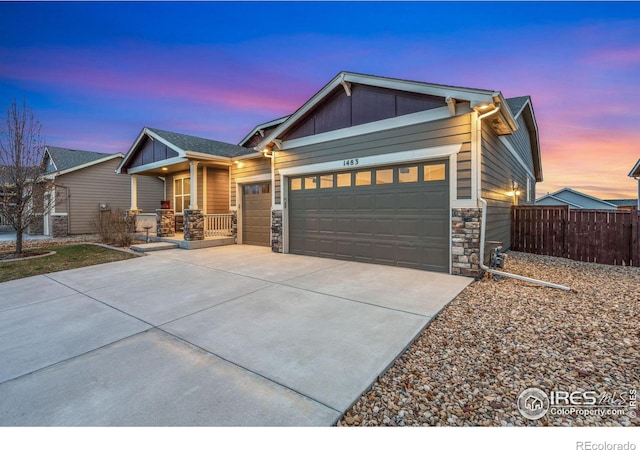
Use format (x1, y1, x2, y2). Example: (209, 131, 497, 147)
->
(604, 199, 638, 207)
(145, 128, 255, 158)
(44, 146, 123, 174)
(536, 187, 618, 209)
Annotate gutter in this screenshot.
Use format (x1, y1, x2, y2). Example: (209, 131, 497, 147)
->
(475, 109, 572, 292)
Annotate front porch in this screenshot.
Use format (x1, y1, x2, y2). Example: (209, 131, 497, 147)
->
(133, 212, 236, 250)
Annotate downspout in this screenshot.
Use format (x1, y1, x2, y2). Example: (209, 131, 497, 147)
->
(475, 107, 572, 291)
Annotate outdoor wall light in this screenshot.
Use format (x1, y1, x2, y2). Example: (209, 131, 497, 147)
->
(161, 167, 168, 171)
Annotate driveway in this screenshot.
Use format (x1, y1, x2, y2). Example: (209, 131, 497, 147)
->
(0, 245, 472, 426)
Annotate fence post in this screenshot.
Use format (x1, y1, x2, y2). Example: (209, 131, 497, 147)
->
(632, 209, 639, 267)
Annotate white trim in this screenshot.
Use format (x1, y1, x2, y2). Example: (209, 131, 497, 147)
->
(184, 151, 233, 165)
(498, 135, 536, 179)
(628, 159, 640, 178)
(278, 144, 462, 177)
(449, 153, 458, 204)
(130, 175, 138, 211)
(256, 71, 500, 152)
(127, 156, 188, 174)
(471, 111, 480, 202)
(281, 105, 470, 150)
(202, 166, 208, 214)
(451, 199, 479, 208)
(234, 173, 272, 184)
(51, 212, 68, 216)
(238, 116, 289, 147)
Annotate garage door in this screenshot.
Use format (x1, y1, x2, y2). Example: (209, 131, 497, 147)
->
(242, 182, 271, 246)
(288, 160, 449, 272)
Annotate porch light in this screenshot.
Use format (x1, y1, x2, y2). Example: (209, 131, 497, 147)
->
(161, 167, 168, 171)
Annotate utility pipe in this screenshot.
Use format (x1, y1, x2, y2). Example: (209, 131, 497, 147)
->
(474, 105, 572, 291)
(478, 198, 571, 291)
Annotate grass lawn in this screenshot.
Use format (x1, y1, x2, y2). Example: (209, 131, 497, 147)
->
(0, 244, 137, 283)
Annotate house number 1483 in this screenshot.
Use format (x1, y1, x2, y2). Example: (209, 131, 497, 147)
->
(343, 158, 359, 167)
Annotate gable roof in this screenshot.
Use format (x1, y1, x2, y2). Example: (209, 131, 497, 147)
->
(118, 127, 257, 174)
(146, 128, 254, 158)
(536, 187, 618, 209)
(254, 71, 519, 152)
(505, 96, 530, 118)
(44, 146, 123, 176)
(629, 158, 640, 178)
(238, 116, 289, 147)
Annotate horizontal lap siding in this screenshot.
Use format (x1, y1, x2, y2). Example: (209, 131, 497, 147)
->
(481, 125, 534, 252)
(207, 168, 229, 214)
(230, 157, 271, 207)
(57, 158, 163, 234)
(276, 114, 471, 203)
(505, 115, 534, 170)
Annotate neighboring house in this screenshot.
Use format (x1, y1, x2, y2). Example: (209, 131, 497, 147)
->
(118, 71, 543, 277)
(629, 159, 640, 210)
(536, 187, 618, 210)
(41, 146, 163, 236)
(604, 199, 638, 211)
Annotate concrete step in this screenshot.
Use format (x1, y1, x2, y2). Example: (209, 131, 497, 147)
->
(130, 242, 179, 252)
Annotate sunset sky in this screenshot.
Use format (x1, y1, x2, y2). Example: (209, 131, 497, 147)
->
(1, 1, 639, 199)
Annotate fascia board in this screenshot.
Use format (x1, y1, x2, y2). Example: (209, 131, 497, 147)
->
(127, 156, 188, 174)
(628, 159, 640, 177)
(238, 116, 289, 146)
(183, 151, 233, 165)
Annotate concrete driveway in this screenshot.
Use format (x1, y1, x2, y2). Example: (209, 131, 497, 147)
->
(0, 245, 472, 426)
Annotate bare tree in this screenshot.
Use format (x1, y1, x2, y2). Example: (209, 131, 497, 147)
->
(0, 99, 52, 256)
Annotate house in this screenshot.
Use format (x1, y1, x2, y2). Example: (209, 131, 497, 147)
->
(629, 159, 640, 210)
(40, 146, 163, 236)
(604, 199, 638, 211)
(118, 72, 543, 277)
(536, 187, 618, 210)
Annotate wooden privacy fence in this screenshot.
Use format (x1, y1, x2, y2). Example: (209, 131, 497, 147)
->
(511, 206, 640, 267)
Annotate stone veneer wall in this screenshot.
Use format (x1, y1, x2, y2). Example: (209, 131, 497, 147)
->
(183, 209, 204, 241)
(271, 209, 282, 253)
(156, 209, 175, 237)
(451, 208, 482, 277)
(231, 211, 238, 243)
(28, 215, 44, 235)
(52, 214, 69, 237)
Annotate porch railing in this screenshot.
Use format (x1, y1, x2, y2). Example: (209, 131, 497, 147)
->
(204, 214, 233, 237)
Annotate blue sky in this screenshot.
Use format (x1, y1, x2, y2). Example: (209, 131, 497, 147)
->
(1, 1, 639, 198)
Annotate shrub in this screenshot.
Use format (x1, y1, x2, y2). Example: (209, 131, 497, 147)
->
(91, 209, 133, 247)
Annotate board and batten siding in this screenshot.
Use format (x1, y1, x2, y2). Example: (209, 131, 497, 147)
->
(229, 157, 271, 207)
(55, 157, 164, 234)
(274, 114, 472, 204)
(481, 124, 536, 253)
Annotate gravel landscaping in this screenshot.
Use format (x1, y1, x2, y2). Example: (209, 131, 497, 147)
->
(0, 234, 101, 252)
(339, 252, 639, 427)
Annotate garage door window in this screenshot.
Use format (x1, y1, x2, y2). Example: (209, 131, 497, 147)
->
(304, 176, 317, 189)
(398, 166, 418, 183)
(320, 174, 334, 188)
(291, 178, 302, 190)
(376, 168, 394, 184)
(355, 171, 371, 186)
(424, 164, 446, 181)
(336, 173, 351, 187)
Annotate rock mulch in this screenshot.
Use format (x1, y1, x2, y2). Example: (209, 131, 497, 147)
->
(0, 234, 101, 252)
(339, 252, 640, 427)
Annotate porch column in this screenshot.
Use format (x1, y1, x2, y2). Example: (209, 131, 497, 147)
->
(190, 160, 199, 210)
(130, 174, 138, 211)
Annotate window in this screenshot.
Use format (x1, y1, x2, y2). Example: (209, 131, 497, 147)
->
(304, 176, 317, 189)
(398, 166, 418, 183)
(376, 169, 394, 184)
(336, 173, 351, 187)
(424, 164, 446, 182)
(355, 171, 371, 186)
(174, 176, 191, 213)
(291, 178, 302, 191)
(244, 183, 270, 195)
(320, 174, 334, 189)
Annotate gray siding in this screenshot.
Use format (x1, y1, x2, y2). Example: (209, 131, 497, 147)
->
(481, 124, 536, 251)
(55, 157, 163, 234)
(275, 114, 472, 204)
(229, 157, 271, 207)
(505, 114, 534, 170)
